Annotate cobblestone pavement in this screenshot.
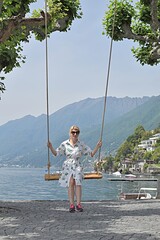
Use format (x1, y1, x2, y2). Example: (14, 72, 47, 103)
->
(0, 200, 160, 240)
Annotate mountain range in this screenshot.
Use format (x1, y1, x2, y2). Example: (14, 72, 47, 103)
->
(0, 95, 160, 168)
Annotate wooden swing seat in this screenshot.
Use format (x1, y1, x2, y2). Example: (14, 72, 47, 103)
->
(44, 172, 103, 181)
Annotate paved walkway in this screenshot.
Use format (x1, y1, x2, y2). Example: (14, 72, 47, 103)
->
(0, 200, 160, 240)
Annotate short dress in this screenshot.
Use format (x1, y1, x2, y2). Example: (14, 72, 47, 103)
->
(56, 139, 92, 187)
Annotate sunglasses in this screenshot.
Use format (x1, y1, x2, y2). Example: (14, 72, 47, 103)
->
(71, 131, 80, 135)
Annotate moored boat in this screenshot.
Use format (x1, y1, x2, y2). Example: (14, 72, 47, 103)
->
(119, 187, 157, 200)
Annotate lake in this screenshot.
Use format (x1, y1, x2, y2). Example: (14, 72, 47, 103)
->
(0, 168, 158, 201)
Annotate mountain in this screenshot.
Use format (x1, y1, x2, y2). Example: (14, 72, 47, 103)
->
(101, 95, 160, 153)
(0, 95, 157, 167)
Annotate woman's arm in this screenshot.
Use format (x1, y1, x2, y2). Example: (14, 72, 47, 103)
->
(47, 141, 57, 156)
(91, 140, 102, 157)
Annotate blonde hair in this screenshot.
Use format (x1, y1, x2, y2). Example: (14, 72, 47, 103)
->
(69, 125, 80, 134)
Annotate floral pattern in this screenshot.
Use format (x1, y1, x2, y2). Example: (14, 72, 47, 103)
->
(56, 139, 92, 187)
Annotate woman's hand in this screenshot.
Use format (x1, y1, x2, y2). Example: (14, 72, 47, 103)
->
(47, 141, 52, 149)
(47, 141, 57, 156)
(91, 140, 102, 157)
(96, 140, 102, 149)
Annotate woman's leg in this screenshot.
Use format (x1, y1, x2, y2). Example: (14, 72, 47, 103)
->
(68, 176, 75, 205)
(75, 185, 83, 212)
(75, 185, 82, 205)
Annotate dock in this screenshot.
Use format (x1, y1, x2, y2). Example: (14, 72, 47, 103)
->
(108, 177, 158, 182)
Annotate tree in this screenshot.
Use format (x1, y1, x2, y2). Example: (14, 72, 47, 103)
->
(115, 125, 147, 163)
(0, 0, 82, 92)
(102, 155, 114, 172)
(103, 0, 160, 65)
(115, 140, 133, 161)
(127, 125, 146, 145)
(151, 146, 160, 163)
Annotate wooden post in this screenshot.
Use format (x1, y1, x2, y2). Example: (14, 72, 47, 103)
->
(157, 178, 160, 199)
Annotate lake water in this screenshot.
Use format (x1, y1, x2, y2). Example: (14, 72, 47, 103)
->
(0, 168, 158, 201)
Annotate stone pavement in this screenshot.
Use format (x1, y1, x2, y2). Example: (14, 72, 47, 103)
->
(0, 200, 160, 240)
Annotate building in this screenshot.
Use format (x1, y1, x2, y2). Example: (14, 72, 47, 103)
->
(138, 133, 160, 152)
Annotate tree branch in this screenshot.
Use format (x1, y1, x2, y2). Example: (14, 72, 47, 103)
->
(121, 23, 149, 42)
(150, 43, 160, 58)
(0, 14, 70, 43)
(0, 0, 3, 15)
(150, 0, 159, 32)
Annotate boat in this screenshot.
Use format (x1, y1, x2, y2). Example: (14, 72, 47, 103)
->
(119, 187, 157, 200)
(138, 187, 157, 199)
(112, 171, 122, 177)
(125, 174, 136, 178)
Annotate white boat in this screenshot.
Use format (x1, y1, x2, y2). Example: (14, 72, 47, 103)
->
(138, 187, 157, 199)
(112, 171, 122, 176)
(119, 187, 157, 200)
(125, 174, 136, 178)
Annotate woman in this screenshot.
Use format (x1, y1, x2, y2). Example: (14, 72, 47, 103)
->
(47, 125, 102, 213)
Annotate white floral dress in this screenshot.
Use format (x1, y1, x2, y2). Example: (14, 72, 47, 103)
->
(56, 139, 92, 187)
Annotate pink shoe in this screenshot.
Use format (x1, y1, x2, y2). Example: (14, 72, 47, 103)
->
(69, 204, 75, 213)
(76, 203, 83, 212)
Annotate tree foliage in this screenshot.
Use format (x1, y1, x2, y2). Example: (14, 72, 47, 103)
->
(102, 155, 114, 172)
(103, 0, 160, 65)
(0, 0, 82, 92)
(115, 125, 146, 161)
(151, 146, 160, 162)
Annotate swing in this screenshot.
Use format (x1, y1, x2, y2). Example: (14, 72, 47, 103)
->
(43, 0, 116, 181)
(44, 172, 103, 181)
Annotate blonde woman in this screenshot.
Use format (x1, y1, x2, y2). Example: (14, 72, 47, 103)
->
(48, 125, 102, 213)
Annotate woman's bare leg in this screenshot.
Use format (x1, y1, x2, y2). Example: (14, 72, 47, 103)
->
(75, 185, 82, 205)
(68, 176, 75, 205)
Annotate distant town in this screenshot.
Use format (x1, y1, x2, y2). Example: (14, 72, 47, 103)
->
(96, 126, 160, 175)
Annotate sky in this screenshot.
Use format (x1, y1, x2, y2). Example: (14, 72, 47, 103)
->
(0, 0, 160, 126)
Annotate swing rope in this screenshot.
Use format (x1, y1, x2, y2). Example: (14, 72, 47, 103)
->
(44, 0, 51, 175)
(44, 0, 117, 179)
(98, 0, 117, 162)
